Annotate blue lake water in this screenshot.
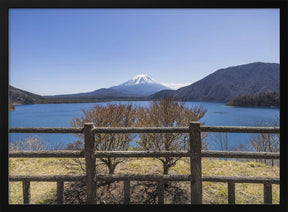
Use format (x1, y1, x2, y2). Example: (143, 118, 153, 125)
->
(9, 101, 279, 150)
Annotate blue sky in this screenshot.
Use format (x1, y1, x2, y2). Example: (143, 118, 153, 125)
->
(9, 9, 279, 95)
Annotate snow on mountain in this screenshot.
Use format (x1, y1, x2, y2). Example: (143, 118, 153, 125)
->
(120, 74, 159, 86)
(122, 74, 156, 86)
(110, 74, 172, 96)
(49, 74, 186, 99)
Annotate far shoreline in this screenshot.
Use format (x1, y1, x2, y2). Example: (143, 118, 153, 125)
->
(10, 99, 280, 110)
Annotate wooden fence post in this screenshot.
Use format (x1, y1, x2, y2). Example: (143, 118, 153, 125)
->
(158, 180, 164, 204)
(264, 183, 272, 204)
(84, 123, 96, 204)
(124, 180, 130, 204)
(57, 181, 64, 204)
(189, 122, 202, 204)
(22, 180, 30, 204)
(228, 182, 235, 204)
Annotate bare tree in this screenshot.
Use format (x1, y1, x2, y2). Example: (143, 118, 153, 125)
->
(9, 136, 61, 151)
(70, 103, 137, 174)
(249, 114, 280, 166)
(136, 98, 207, 174)
(211, 132, 230, 160)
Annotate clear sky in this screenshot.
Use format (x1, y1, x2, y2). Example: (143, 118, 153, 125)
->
(9, 8, 279, 95)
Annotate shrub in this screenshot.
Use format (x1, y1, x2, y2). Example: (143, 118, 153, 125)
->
(135, 98, 207, 174)
(70, 103, 137, 174)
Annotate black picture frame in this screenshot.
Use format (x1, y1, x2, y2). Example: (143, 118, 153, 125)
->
(1, 0, 287, 211)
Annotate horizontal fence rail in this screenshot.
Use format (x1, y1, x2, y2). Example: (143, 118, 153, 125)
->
(9, 125, 280, 134)
(201, 150, 280, 159)
(9, 127, 83, 134)
(9, 175, 86, 182)
(9, 150, 279, 159)
(9, 150, 84, 158)
(200, 125, 279, 134)
(9, 123, 280, 205)
(9, 174, 279, 184)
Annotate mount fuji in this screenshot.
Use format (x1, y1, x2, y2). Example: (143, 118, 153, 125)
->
(110, 74, 171, 96)
(47, 74, 172, 99)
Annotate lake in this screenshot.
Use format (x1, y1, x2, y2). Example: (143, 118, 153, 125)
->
(9, 101, 279, 150)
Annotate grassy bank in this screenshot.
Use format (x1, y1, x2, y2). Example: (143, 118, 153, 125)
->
(9, 157, 279, 204)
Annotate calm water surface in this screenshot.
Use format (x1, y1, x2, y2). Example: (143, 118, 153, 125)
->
(9, 101, 279, 150)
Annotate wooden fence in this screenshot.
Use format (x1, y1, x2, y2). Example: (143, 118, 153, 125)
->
(9, 122, 280, 205)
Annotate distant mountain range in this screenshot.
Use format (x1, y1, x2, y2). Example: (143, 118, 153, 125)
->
(9, 85, 44, 105)
(9, 62, 280, 106)
(151, 62, 279, 102)
(45, 74, 172, 99)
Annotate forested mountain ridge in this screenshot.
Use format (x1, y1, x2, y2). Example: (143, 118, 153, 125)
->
(226, 91, 280, 107)
(151, 62, 279, 102)
(46, 74, 171, 99)
(9, 85, 45, 105)
(9, 62, 280, 107)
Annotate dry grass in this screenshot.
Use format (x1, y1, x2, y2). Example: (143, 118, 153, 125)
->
(9, 158, 70, 204)
(175, 158, 280, 204)
(9, 157, 280, 204)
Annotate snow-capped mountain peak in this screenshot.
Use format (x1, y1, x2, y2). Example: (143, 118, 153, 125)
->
(109, 74, 171, 96)
(123, 74, 156, 86)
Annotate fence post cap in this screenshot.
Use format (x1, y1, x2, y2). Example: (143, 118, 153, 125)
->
(84, 122, 94, 126)
(189, 122, 201, 128)
(84, 123, 94, 128)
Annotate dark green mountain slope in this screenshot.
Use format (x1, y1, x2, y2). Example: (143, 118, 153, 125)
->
(9, 62, 280, 106)
(226, 91, 280, 107)
(9, 85, 44, 105)
(152, 62, 279, 102)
